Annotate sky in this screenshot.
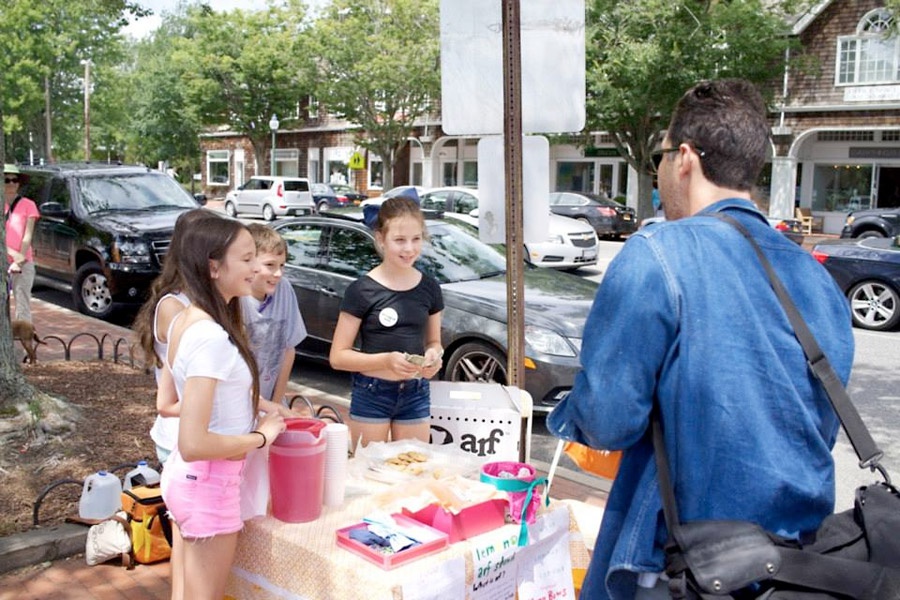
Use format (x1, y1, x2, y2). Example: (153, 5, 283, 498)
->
(123, 0, 327, 39)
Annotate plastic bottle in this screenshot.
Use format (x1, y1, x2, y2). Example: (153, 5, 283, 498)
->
(123, 460, 161, 490)
(79, 471, 123, 520)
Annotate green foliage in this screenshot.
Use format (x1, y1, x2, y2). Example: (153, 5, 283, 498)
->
(311, 0, 440, 188)
(170, 1, 315, 171)
(586, 0, 801, 219)
(0, 0, 147, 162)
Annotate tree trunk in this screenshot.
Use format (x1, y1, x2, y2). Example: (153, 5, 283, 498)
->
(0, 108, 39, 410)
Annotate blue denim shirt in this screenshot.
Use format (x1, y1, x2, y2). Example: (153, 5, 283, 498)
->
(548, 199, 854, 600)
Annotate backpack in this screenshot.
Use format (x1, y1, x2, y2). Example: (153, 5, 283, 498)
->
(121, 485, 172, 564)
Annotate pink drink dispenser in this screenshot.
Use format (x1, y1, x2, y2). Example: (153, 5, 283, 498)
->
(269, 418, 327, 523)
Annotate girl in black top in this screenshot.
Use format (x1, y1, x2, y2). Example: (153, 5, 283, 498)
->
(330, 196, 444, 449)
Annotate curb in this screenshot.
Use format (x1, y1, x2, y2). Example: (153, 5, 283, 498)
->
(0, 523, 87, 575)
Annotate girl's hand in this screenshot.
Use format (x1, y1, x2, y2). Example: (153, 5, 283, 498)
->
(390, 351, 422, 379)
(256, 412, 286, 447)
(419, 348, 444, 379)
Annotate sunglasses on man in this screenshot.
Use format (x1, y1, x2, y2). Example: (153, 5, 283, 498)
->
(4, 178, 19, 184)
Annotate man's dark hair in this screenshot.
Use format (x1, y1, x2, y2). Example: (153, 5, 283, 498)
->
(667, 78, 770, 191)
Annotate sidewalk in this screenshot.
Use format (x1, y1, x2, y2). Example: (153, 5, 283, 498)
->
(0, 298, 609, 599)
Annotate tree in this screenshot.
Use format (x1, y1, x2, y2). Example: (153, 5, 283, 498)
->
(124, 10, 204, 178)
(585, 0, 799, 221)
(311, 0, 440, 189)
(0, 0, 143, 410)
(172, 1, 314, 174)
(1, 0, 147, 163)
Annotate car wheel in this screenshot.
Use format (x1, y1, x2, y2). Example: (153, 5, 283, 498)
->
(317, 201, 330, 213)
(73, 262, 114, 320)
(262, 204, 276, 221)
(444, 342, 508, 386)
(857, 230, 885, 239)
(224, 201, 237, 218)
(848, 280, 900, 331)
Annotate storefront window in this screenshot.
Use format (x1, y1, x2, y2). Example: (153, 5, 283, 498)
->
(463, 161, 478, 187)
(207, 150, 230, 186)
(273, 149, 299, 178)
(369, 159, 383, 189)
(812, 164, 873, 212)
(328, 161, 349, 185)
(556, 161, 595, 193)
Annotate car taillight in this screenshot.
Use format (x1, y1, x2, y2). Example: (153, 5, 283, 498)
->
(597, 206, 617, 217)
(811, 250, 829, 265)
(337, 195, 348, 203)
(276, 184, 283, 197)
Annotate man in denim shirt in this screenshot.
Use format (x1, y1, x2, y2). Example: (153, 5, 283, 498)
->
(548, 79, 854, 599)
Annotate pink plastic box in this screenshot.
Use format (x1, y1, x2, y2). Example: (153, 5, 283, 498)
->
(335, 514, 449, 570)
(403, 498, 507, 543)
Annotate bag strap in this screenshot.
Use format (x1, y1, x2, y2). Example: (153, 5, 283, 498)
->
(650, 211, 893, 597)
(5, 195, 23, 218)
(710, 212, 887, 481)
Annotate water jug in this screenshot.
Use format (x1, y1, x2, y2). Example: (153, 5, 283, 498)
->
(79, 470, 123, 520)
(123, 460, 160, 490)
(269, 418, 327, 523)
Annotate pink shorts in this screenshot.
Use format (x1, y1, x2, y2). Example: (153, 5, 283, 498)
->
(161, 449, 245, 539)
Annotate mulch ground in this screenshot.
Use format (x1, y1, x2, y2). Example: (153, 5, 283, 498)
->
(0, 361, 158, 536)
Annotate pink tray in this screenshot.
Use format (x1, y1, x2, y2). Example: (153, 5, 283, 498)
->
(335, 514, 449, 570)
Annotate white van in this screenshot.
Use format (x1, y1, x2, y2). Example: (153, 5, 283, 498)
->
(224, 176, 314, 220)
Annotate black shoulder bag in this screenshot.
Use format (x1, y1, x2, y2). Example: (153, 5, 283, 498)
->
(652, 213, 900, 599)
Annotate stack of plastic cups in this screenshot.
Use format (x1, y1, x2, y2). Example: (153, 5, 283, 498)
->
(323, 423, 349, 507)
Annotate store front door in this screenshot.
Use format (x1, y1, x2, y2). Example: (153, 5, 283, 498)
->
(877, 166, 900, 208)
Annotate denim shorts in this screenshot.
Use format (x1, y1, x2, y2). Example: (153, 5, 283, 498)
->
(160, 449, 245, 539)
(349, 374, 431, 424)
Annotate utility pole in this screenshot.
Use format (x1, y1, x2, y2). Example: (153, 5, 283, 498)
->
(82, 60, 92, 161)
(44, 77, 52, 163)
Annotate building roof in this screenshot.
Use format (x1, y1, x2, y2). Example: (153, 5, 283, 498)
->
(790, 0, 837, 35)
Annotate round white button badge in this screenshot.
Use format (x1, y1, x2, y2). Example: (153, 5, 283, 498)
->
(379, 307, 399, 327)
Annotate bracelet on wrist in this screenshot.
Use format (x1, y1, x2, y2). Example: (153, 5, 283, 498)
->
(251, 430, 267, 449)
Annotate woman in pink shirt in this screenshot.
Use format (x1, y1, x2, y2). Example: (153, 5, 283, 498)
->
(4, 164, 40, 323)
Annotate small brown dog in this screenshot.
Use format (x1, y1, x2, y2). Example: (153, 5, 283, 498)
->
(12, 320, 45, 364)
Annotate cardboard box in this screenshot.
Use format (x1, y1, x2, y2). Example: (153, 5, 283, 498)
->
(335, 514, 449, 570)
(429, 382, 532, 463)
(403, 498, 508, 543)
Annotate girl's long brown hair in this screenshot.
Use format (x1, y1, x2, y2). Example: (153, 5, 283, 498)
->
(134, 209, 222, 368)
(177, 217, 260, 412)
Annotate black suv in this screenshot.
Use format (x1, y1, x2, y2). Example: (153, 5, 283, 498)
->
(840, 207, 900, 239)
(18, 163, 202, 319)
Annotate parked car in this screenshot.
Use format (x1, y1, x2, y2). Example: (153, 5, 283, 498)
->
(840, 207, 900, 239)
(767, 217, 805, 246)
(420, 186, 480, 215)
(359, 185, 427, 207)
(18, 163, 203, 319)
(448, 210, 599, 271)
(548, 191, 637, 239)
(224, 176, 314, 221)
(311, 182, 367, 213)
(640, 214, 805, 246)
(812, 236, 900, 331)
(273, 211, 599, 412)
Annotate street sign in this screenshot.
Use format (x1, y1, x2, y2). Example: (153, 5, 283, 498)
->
(440, 0, 585, 135)
(349, 151, 366, 170)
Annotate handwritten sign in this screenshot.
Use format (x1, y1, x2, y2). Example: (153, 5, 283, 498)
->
(470, 529, 519, 600)
(508, 505, 574, 600)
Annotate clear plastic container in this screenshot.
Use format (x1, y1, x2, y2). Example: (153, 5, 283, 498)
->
(79, 470, 123, 520)
(123, 460, 160, 490)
